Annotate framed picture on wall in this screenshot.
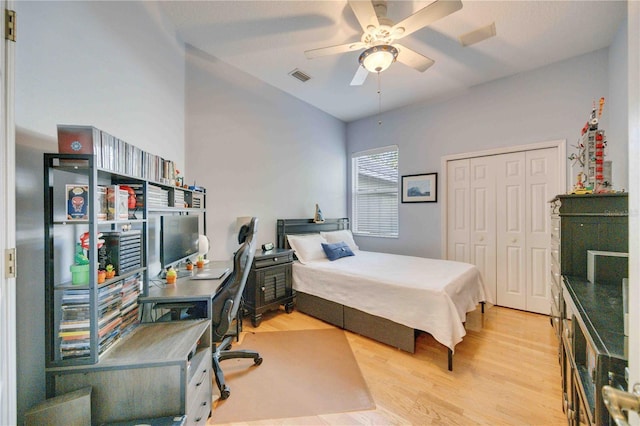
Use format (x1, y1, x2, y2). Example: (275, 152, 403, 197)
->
(401, 173, 437, 203)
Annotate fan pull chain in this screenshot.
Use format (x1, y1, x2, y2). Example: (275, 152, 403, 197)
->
(377, 71, 382, 126)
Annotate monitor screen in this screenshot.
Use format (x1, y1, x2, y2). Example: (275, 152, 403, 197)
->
(160, 214, 200, 269)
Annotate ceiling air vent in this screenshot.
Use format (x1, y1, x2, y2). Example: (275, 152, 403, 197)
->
(289, 69, 311, 83)
(459, 22, 496, 47)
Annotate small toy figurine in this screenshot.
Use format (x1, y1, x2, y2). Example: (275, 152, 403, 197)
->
(75, 232, 104, 265)
(314, 204, 325, 223)
(571, 172, 592, 194)
(74, 242, 89, 266)
(166, 267, 177, 284)
(105, 264, 116, 279)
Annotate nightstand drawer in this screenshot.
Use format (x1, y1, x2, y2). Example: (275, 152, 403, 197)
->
(254, 252, 293, 269)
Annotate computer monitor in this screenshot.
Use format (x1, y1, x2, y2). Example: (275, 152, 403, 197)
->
(160, 214, 200, 270)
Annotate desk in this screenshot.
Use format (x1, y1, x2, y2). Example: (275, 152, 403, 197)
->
(140, 261, 231, 324)
(47, 320, 212, 425)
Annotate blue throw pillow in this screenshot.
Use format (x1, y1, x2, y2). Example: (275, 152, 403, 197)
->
(321, 241, 355, 261)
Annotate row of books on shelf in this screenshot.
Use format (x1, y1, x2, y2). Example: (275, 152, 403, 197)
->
(147, 184, 204, 209)
(66, 181, 201, 222)
(57, 124, 178, 185)
(120, 275, 140, 338)
(66, 184, 130, 222)
(58, 273, 141, 359)
(147, 185, 170, 209)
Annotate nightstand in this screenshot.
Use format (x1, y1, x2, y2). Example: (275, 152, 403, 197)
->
(243, 248, 295, 327)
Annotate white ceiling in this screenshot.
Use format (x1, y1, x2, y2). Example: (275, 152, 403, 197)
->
(156, 0, 627, 123)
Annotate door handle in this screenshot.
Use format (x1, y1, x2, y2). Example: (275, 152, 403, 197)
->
(602, 383, 640, 426)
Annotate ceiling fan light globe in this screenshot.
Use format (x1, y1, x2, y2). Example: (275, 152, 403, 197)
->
(359, 45, 398, 73)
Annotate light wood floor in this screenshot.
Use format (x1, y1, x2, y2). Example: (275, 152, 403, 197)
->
(210, 305, 566, 425)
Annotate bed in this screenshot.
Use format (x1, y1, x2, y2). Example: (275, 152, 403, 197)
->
(276, 218, 491, 370)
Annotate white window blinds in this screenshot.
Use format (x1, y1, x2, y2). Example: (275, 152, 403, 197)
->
(351, 145, 399, 238)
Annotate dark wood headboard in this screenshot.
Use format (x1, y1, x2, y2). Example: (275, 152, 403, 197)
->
(276, 218, 349, 249)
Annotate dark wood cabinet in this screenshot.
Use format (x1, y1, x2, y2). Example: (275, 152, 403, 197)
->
(243, 248, 295, 327)
(563, 276, 627, 426)
(558, 193, 628, 279)
(553, 193, 628, 426)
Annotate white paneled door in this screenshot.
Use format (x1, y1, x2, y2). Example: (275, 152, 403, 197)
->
(446, 146, 559, 314)
(446, 159, 470, 263)
(525, 149, 558, 313)
(496, 152, 527, 310)
(470, 156, 497, 305)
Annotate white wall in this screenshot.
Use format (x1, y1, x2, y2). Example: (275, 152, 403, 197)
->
(185, 46, 347, 259)
(14, 2, 185, 423)
(15, 1, 185, 167)
(609, 17, 629, 191)
(347, 48, 623, 258)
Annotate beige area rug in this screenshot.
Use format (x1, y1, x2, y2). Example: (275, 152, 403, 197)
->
(211, 329, 376, 423)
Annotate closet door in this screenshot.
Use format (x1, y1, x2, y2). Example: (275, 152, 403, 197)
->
(446, 146, 559, 314)
(495, 148, 557, 313)
(470, 156, 497, 304)
(496, 152, 527, 310)
(446, 159, 470, 262)
(525, 148, 558, 314)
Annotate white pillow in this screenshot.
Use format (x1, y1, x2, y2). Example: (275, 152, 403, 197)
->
(286, 234, 328, 264)
(320, 230, 359, 251)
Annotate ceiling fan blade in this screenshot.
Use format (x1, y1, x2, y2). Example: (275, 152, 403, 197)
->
(348, 0, 379, 33)
(392, 0, 463, 39)
(305, 41, 366, 59)
(350, 65, 369, 86)
(395, 44, 435, 72)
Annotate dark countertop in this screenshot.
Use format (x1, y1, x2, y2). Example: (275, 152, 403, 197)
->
(563, 275, 627, 361)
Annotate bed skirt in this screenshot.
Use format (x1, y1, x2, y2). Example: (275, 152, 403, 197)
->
(295, 291, 416, 353)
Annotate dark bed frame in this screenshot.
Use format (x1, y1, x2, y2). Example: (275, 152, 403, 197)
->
(276, 218, 457, 370)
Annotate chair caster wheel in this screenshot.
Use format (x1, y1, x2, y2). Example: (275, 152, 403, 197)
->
(220, 386, 231, 400)
(285, 303, 294, 314)
(254, 357, 263, 366)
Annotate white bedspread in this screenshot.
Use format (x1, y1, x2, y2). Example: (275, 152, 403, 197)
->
(292, 251, 492, 351)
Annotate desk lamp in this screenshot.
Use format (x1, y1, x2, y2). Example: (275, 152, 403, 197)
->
(198, 234, 210, 264)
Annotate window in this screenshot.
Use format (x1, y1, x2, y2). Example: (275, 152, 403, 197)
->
(351, 145, 399, 238)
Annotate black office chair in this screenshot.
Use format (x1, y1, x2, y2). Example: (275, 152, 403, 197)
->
(211, 217, 262, 400)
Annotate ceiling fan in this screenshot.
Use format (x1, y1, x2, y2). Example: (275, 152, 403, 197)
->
(304, 0, 463, 86)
